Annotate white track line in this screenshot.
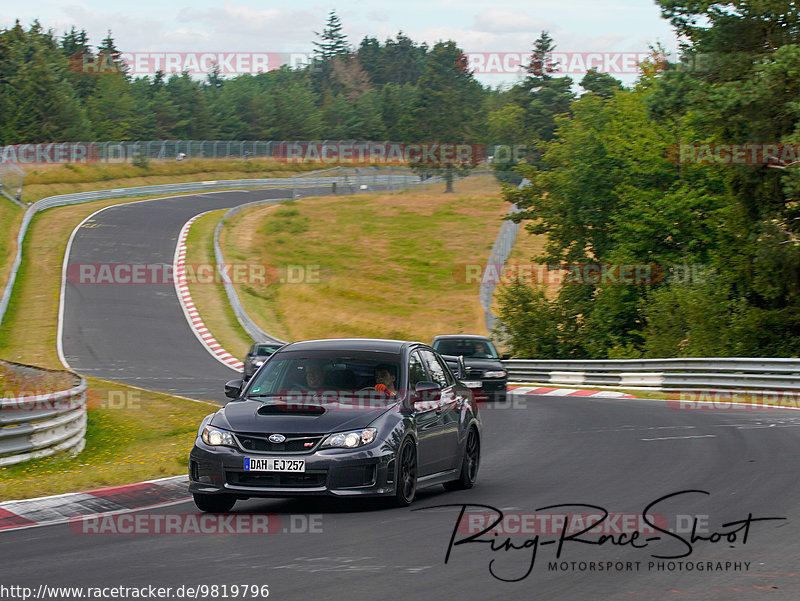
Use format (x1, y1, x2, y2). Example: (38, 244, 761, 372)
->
(58, 193, 249, 373)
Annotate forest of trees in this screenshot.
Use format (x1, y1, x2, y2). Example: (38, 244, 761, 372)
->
(3, 5, 799, 359)
(497, 1, 800, 359)
(0, 12, 598, 148)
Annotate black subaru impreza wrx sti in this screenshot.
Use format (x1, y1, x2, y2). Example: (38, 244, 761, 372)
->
(189, 338, 481, 512)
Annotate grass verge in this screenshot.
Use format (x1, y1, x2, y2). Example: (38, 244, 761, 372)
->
(0, 201, 24, 307)
(0, 359, 75, 394)
(219, 174, 525, 342)
(21, 159, 334, 203)
(0, 193, 224, 500)
(0, 377, 214, 501)
(0, 195, 175, 367)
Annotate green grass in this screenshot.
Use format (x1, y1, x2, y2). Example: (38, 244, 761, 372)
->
(0, 200, 24, 305)
(219, 174, 512, 342)
(23, 158, 329, 187)
(15, 159, 352, 207)
(0, 377, 215, 501)
(0, 193, 223, 500)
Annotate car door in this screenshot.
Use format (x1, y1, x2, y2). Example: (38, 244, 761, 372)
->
(419, 348, 461, 473)
(409, 350, 443, 477)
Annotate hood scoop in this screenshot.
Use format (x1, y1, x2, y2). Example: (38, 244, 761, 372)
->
(257, 402, 325, 417)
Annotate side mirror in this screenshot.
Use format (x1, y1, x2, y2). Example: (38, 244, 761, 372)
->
(501, 353, 511, 360)
(457, 355, 467, 379)
(414, 381, 442, 403)
(224, 379, 243, 399)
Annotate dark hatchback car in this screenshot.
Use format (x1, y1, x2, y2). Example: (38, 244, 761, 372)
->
(189, 338, 481, 512)
(431, 335, 509, 402)
(243, 342, 283, 380)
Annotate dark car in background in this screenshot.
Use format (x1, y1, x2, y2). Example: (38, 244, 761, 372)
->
(431, 335, 509, 402)
(243, 342, 283, 380)
(189, 338, 482, 512)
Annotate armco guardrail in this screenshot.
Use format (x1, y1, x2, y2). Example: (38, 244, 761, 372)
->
(213, 199, 288, 346)
(503, 358, 800, 391)
(479, 178, 527, 333)
(0, 362, 87, 466)
(0, 169, 422, 329)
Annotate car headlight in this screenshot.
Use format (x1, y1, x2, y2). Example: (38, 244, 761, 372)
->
(483, 370, 507, 378)
(321, 428, 377, 449)
(254, 360, 264, 367)
(201, 426, 236, 447)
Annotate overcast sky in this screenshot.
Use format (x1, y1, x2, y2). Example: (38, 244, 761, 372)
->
(1, 1, 680, 86)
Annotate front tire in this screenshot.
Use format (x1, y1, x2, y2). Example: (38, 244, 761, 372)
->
(393, 438, 418, 507)
(444, 427, 479, 491)
(193, 492, 236, 513)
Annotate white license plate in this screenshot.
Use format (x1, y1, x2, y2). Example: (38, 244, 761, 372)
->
(244, 457, 306, 472)
(463, 380, 483, 388)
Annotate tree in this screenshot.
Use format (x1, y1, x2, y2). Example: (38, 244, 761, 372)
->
(524, 31, 559, 82)
(313, 11, 350, 60)
(96, 30, 128, 78)
(358, 33, 427, 86)
(85, 73, 141, 139)
(405, 41, 486, 191)
(3, 24, 90, 143)
(579, 68, 623, 99)
(60, 27, 89, 56)
(206, 62, 224, 88)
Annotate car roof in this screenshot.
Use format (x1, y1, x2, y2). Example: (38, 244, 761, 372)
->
(431, 334, 493, 342)
(277, 338, 424, 354)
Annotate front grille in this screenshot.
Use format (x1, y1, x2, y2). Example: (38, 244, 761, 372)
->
(234, 433, 324, 453)
(226, 471, 327, 488)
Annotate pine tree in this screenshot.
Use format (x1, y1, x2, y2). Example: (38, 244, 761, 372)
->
(524, 31, 558, 85)
(313, 11, 350, 60)
(60, 27, 89, 56)
(97, 30, 128, 78)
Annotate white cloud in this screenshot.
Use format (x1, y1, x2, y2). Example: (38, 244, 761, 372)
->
(472, 9, 553, 34)
(177, 4, 317, 44)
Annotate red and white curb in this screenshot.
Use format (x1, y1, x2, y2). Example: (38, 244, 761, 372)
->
(508, 385, 635, 398)
(174, 213, 244, 372)
(0, 476, 190, 532)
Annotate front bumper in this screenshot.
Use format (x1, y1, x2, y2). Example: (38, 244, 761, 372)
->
(463, 379, 507, 401)
(189, 440, 398, 498)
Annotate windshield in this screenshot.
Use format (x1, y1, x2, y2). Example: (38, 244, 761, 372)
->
(433, 338, 499, 359)
(246, 350, 402, 399)
(255, 344, 281, 355)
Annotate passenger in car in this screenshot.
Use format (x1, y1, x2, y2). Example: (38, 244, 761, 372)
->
(291, 360, 326, 390)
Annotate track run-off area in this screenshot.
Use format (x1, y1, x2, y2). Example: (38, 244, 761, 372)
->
(6, 185, 799, 600)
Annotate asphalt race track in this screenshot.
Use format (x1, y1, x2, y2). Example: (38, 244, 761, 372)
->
(18, 186, 800, 599)
(61, 186, 334, 400)
(4, 396, 800, 599)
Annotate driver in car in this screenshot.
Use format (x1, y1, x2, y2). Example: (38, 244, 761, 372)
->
(473, 342, 490, 358)
(374, 364, 397, 396)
